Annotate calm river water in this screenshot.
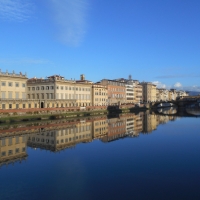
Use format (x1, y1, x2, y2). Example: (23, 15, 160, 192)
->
(0, 109, 200, 200)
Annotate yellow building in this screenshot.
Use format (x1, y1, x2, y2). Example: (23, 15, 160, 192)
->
(0, 70, 28, 109)
(156, 88, 169, 101)
(141, 82, 157, 102)
(27, 74, 92, 107)
(134, 82, 143, 103)
(168, 89, 177, 101)
(92, 84, 108, 106)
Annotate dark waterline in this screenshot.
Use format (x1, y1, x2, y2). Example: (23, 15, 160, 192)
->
(0, 111, 200, 200)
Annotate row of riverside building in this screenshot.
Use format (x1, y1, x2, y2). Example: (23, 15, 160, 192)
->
(0, 70, 189, 110)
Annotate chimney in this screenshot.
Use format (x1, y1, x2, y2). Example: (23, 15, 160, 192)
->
(80, 74, 85, 81)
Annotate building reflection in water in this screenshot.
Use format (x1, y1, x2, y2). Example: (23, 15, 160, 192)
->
(0, 134, 27, 167)
(28, 120, 93, 152)
(0, 111, 179, 167)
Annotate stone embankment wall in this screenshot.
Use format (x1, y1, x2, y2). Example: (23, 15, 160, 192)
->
(0, 104, 147, 123)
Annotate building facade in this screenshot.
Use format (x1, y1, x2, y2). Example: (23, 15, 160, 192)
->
(27, 75, 92, 107)
(141, 82, 157, 102)
(134, 82, 143, 103)
(100, 79, 126, 105)
(156, 88, 169, 101)
(92, 84, 108, 106)
(0, 70, 27, 100)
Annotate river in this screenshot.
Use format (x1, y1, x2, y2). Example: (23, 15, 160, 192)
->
(0, 109, 199, 200)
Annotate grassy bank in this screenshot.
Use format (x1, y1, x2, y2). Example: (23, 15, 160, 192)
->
(0, 109, 109, 123)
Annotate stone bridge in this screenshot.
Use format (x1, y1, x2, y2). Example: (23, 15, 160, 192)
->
(151, 96, 200, 108)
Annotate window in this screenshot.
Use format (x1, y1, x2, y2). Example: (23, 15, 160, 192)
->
(51, 86, 54, 90)
(35, 103, 37, 108)
(61, 86, 63, 90)
(1, 82, 6, 86)
(16, 136, 19, 144)
(46, 86, 49, 90)
(9, 138, 12, 145)
(9, 104, 12, 109)
(22, 147, 25, 152)
(23, 104, 26, 108)
(16, 104, 19, 109)
(15, 92, 19, 99)
(29, 104, 31, 108)
(36, 87, 39, 90)
(32, 87, 35, 91)
(22, 83, 26, 87)
(1, 152, 6, 157)
(22, 93, 26, 99)
(1, 139, 6, 146)
(16, 148, 20, 153)
(8, 92, 12, 99)
(8, 82, 12, 87)
(41, 86, 44, 90)
(8, 150, 13, 155)
(57, 86, 59, 89)
(2, 104, 5, 109)
(1, 92, 6, 99)
(15, 82, 19, 87)
(65, 86, 68, 90)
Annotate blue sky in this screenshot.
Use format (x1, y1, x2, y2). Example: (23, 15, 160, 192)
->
(0, 0, 200, 91)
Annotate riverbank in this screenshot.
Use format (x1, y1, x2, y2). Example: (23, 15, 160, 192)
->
(0, 105, 148, 123)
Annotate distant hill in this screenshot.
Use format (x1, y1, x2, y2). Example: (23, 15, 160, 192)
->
(186, 91, 200, 96)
